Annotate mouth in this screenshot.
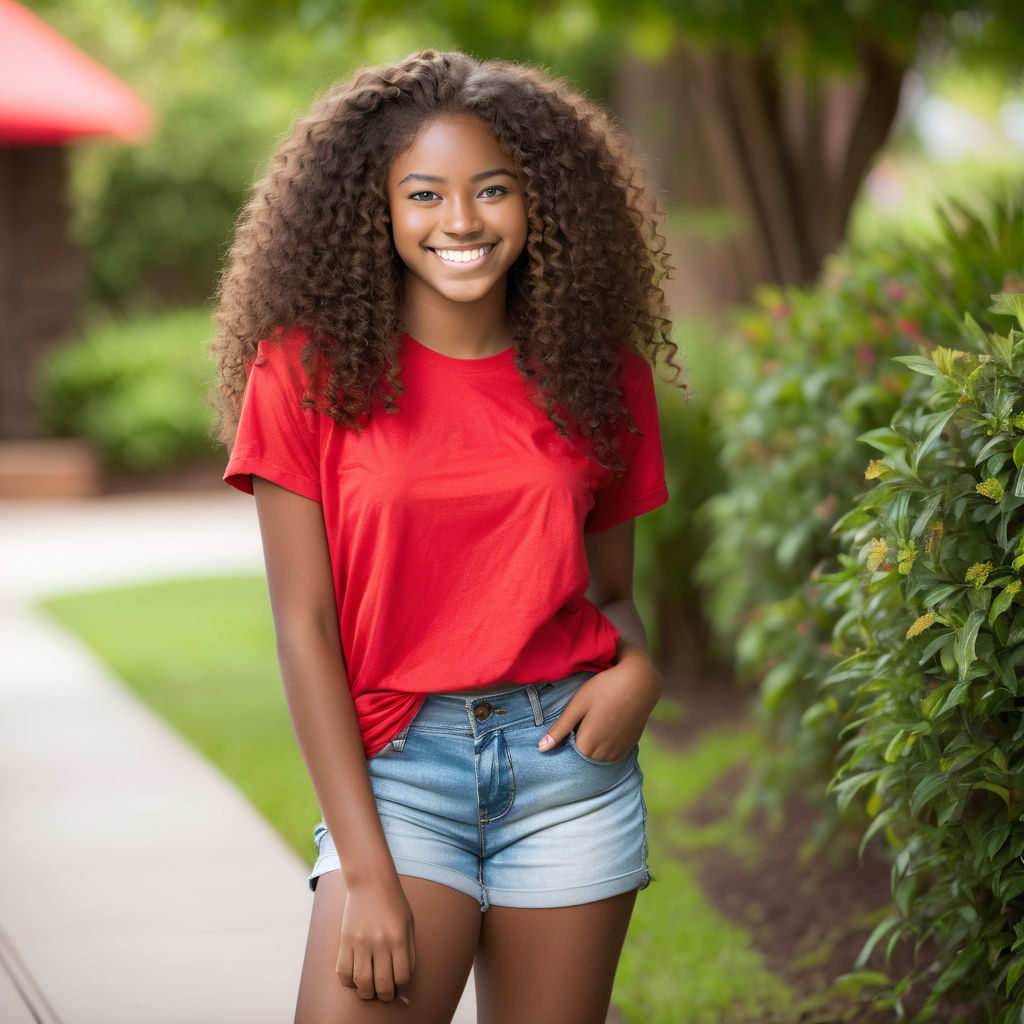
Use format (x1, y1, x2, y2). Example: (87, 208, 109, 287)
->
(431, 244, 494, 264)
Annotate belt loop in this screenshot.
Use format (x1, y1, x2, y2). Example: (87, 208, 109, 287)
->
(391, 720, 412, 752)
(526, 684, 544, 728)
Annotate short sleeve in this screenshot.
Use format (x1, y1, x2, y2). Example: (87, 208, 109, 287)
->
(223, 330, 322, 502)
(584, 354, 668, 533)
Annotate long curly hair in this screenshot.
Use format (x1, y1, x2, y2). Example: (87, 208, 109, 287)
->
(212, 49, 679, 469)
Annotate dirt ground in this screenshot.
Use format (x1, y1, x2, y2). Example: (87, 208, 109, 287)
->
(654, 666, 970, 1024)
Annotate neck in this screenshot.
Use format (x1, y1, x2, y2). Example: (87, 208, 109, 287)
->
(399, 277, 513, 359)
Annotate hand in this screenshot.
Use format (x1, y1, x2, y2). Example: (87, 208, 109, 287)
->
(336, 874, 416, 1002)
(538, 647, 661, 762)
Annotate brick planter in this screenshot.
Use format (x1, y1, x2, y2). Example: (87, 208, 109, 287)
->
(0, 438, 100, 499)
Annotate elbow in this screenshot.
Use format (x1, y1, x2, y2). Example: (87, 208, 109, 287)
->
(272, 606, 341, 667)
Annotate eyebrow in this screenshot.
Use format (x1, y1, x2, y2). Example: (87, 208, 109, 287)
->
(396, 167, 517, 186)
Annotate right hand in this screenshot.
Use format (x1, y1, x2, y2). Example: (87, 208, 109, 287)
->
(336, 875, 416, 1002)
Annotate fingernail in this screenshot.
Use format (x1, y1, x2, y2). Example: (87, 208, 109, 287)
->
(399, 995, 410, 1005)
(538, 733, 554, 751)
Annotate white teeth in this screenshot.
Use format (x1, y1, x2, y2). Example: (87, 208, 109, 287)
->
(434, 246, 491, 263)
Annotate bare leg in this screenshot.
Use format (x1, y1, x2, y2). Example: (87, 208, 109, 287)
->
(474, 891, 637, 1024)
(296, 872, 481, 1024)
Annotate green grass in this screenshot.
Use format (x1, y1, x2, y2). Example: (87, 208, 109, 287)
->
(42, 575, 320, 860)
(614, 729, 794, 1023)
(43, 574, 792, 1022)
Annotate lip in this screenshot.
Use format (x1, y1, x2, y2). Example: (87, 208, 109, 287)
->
(429, 244, 495, 267)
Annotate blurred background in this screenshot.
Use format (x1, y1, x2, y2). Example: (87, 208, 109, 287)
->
(4, 1, 1024, 1021)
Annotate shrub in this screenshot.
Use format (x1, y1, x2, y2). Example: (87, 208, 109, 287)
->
(635, 316, 726, 665)
(697, 193, 1024, 787)
(36, 308, 217, 470)
(819, 296, 1024, 1020)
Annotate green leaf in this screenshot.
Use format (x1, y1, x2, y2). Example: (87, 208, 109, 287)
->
(991, 292, 1024, 324)
(921, 682, 953, 718)
(990, 584, 1020, 626)
(910, 492, 943, 540)
(978, 781, 1011, 805)
(953, 609, 986, 681)
(919, 631, 955, 665)
(1004, 958, 1024, 998)
(893, 354, 942, 378)
(1013, 436, 1024, 470)
(911, 772, 952, 817)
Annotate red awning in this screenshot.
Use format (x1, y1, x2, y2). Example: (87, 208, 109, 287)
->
(0, 0, 153, 144)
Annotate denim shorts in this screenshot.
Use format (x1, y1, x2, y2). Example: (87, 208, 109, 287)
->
(309, 672, 650, 910)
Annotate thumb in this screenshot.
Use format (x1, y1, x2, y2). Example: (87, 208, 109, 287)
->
(537, 694, 587, 752)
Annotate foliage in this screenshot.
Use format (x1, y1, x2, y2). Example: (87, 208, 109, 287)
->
(32, 0, 1024, 312)
(697, 193, 1024, 787)
(634, 316, 726, 662)
(36, 308, 217, 470)
(30, 0, 437, 310)
(817, 297, 1024, 1020)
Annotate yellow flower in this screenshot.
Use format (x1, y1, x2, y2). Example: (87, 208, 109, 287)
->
(906, 612, 935, 639)
(865, 460, 888, 480)
(965, 562, 993, 588)
(866, 538, 889, 572)
(897, 539, 918, 575)
(1007, 580, 1023, 598)
(977, 477, 1004, 501)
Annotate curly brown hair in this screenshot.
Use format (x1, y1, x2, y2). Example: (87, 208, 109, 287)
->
(212, 49, 679, 468)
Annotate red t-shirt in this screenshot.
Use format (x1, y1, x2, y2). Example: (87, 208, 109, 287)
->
(225, 330, 668, 757)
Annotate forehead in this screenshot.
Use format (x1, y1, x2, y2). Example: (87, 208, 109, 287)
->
(388, 114, 513, 180)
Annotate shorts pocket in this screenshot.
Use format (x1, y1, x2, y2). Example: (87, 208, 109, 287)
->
(567, 729, 638, 768)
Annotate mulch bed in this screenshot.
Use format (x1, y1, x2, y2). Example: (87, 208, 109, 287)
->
(651, 666, 972, 1024)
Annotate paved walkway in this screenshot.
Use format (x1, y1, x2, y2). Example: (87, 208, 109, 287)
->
(0, 491, 476, 1023)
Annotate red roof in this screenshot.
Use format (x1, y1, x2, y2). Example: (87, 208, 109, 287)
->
(0, 0, 153, 144)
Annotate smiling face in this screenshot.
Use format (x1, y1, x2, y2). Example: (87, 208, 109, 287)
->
(386, 114, 528, 313)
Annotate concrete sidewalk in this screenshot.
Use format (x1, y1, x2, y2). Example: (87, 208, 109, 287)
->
(0, 491, 476, 1023)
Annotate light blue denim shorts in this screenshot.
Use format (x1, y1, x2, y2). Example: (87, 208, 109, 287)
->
(309, 672, 650, 910)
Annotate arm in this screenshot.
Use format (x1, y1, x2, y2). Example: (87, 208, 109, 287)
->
(252, 476, 414, 1002)
(538, 519, 662, 761)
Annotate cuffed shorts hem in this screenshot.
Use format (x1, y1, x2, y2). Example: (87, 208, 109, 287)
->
(484, 866, 651, 909)
(308, 856, 649, 911)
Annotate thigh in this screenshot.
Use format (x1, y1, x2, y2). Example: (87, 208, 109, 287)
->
(296, 872, 481, 1024)
(474, 891, 637, 1024)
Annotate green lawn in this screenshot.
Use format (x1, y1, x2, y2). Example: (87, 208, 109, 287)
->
(42, 575, 791, 1023)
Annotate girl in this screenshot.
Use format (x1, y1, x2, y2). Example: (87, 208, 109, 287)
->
(214, 49, 680, 1024)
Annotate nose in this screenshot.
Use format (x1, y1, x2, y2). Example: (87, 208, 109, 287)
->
(442, 193, 483, 236)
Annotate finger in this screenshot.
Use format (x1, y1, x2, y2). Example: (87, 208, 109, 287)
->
(537, 692, 589, 751)
(352, 950, 376, 1000)
(392, 940, 413, 988)
(373, 953, 396, 1003)
(335, 943, 355, 988)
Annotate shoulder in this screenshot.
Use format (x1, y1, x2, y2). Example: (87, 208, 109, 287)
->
(249, 326, 310, 373)
(618, 349, 657, 407)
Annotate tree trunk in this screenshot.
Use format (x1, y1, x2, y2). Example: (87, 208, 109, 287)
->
(615, 38, 907, 316)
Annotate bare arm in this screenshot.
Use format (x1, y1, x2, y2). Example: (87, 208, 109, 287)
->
(252, 476, 414, 1002)
(539, 519, 662, 761)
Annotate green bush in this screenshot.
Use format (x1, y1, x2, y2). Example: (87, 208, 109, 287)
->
(697, 193, 1024, 786)
(36, 308, 217, 470)
(819, 296, 1024, 1020)
(635, 316, 726, 665)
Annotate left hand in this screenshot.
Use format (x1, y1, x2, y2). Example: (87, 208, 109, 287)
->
(538, 647, 661, 762)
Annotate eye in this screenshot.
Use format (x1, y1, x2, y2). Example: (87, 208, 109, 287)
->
(409, 190, 439, 202)
(478, 185, 509, 199)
